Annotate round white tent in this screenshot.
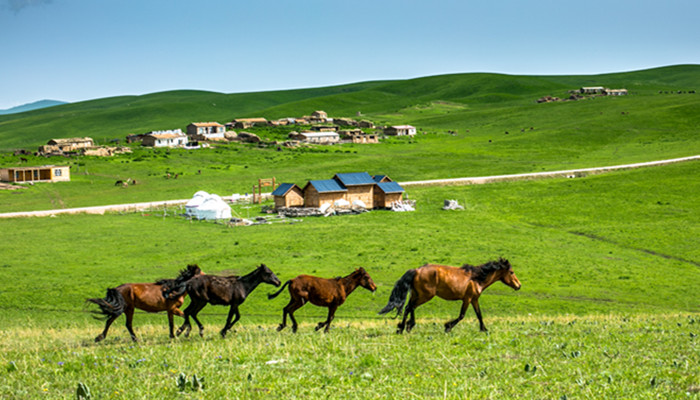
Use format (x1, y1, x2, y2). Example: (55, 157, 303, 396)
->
(185, 191, 232, 220)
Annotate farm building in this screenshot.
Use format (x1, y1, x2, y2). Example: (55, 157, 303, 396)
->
(292, 131, 340, 144)
(374, 181, 405, 208)
(384, 125, 416, 136)
(272, 183, 304, 209)
(187, 122, 225, 140)
(309, 110, 328, 124)
(606, 89, 628, 96)
(0, 165, 70, 183)
(38, 137, 95, 154)
(333, 172, 375, 208)
(303, 179, 347, 208)
(581, 86, 606, 94)
(142, 129, 188, 148)
(229, 118, 268, 129)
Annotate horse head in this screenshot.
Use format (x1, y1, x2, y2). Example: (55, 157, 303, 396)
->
(356, 267, 377, 292)
(498, 258, 521, 291)
(259, 264, 282, 287)
(185, 264, 205, 278)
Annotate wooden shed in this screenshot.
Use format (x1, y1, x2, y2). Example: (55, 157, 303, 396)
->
(272, 183, 304, 209)
(0, 165, 70, 183)
(333, 172, 375, 208)
(303, 179, 347, 208)
(374, 181, 405, 208)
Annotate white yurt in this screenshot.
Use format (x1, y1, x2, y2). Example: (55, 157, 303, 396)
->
(185, 191, 232, 220)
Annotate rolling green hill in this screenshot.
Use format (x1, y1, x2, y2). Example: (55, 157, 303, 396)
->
(1, 65, 698, 150)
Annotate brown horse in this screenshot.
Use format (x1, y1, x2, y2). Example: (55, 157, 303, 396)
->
(87, 264, 203, 342)
(175, 264, 281, 338)
(379, 258, 521, 333)
(268, 268, 377, 333)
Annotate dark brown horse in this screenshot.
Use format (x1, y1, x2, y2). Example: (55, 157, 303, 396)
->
(268, 268, 377, 333)
(175, 264, 281, 338)
(379, 258, 521, 333)
(87, 264, 204, 342)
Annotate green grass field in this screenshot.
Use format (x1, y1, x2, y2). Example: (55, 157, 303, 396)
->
(0, 162, 698, 398)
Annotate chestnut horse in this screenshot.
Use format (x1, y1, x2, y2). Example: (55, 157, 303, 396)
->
(379, 258, 521, 333)
(268, 268, 377, 333)
(175, 264, 281, 338)
(87, 264, 204, 342)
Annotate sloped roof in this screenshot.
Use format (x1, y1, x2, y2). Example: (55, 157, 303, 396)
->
(272, 183, 299, 196)
(190, 122, 223, 127)
(373, 175, 387, 182)
(376, 181, 405, 194)
(307, 179, 347, 193)
(334, 172, 374, 186)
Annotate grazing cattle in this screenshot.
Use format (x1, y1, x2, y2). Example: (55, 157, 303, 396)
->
(175, 264, 281, 338)
(87, 264, 204, 342)
(379, 258, 521, 333)
(268, 268, 376, 333)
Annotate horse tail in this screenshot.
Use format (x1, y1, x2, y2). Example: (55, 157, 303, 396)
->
(378, 269, 417, 316)
(86, 288, 125, 320)
(267, 280, 291, 300)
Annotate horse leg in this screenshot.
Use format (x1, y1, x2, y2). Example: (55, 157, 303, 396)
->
(444, 300, 469, 333)
(190, 307, 206, 338)
(283, 298, 304, 333)
(167, 311, 175, 339)
(124, 307, 137, 342)
(398, 295, 418, 334)
(177, 301, 201, 338)
(277, 298, 296, 332)
(221, 306, 241, 338)
(95, 314, 118, 342)
(319, 305, 337, 333)
(472, 298, 487, 332)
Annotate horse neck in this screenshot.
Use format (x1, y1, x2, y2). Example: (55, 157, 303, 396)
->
(339, 273, 361, 295)
(237, 269, 264, 296)
(479, 269, 504, 290)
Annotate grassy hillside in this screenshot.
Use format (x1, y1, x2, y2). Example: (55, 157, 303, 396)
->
(0, 65, 698, 150)
(0, 163, 697, 398)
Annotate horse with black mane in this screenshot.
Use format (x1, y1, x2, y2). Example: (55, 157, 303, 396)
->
(87, 264, 204, 342)
(175, 264, 281, 338)
(379, 258, 521, 333)
(268, 267, 376, 333)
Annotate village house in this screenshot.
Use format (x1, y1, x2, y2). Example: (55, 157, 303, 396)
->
(580, 86, 606, 94)
(302, 179, 347, 208)
(374, 181, 405, 208)
(310, 125, 339, 132)
(358, 120, 375, 129)
(38, 137, 95, 154)
(290, 131, 340, 144)
(141, 129, 189, 148)
(384, 125, 417, 136)
(308, 110, 328, 124)
(187, 122, 226, 140)
(271, 183, 305, 209)
(0, 165, 70, 183)
(605, 89, 628, 96)
(338, 129, 379, 144)
(228, 118, 268, 129)
(333, 172, 376, 208)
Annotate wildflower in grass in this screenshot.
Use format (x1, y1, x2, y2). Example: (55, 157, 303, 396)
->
(57, 362, 64, 366)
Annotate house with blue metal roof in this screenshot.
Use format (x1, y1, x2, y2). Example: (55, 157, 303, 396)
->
(374, 181, 406, 208)
(333, 172, 376, 208)
(272, 183, 304, 209)
(302, 179, 348, 208)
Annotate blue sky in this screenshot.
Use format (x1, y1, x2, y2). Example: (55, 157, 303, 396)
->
(1, 0, 699, 109)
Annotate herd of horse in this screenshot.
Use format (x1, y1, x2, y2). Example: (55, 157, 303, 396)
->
(87, 258, 521, 342)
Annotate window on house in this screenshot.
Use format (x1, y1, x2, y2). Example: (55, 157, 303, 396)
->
(54, 169, 62, 176)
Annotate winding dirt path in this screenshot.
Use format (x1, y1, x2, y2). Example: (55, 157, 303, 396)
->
(1, 155, 697, 219)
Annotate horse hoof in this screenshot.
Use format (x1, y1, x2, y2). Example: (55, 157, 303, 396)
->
(276, 325, 285, 332)
(94, 336, 104, 343)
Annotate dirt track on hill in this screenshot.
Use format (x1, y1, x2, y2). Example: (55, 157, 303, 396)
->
(1, 155, 697, 219)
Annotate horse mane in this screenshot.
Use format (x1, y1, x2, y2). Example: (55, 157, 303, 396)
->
(157, 264, 202, 298)
(460, 258, 510, 283)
